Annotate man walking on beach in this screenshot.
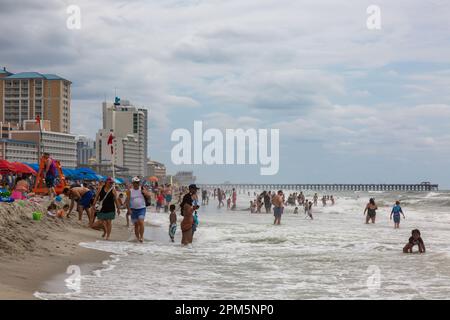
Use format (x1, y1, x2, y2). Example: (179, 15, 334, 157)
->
(272, 190, 284, 225)
(126, 177, 151, 242)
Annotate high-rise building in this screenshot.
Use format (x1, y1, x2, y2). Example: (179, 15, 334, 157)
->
(96, 100, 148, 177)
(0, 68, 71, 133)
(76, 136, 96, 166)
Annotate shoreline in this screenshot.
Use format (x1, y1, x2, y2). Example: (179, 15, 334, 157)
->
(0, 201, 131, 300)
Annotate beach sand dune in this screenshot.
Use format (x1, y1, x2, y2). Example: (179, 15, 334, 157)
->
(0, 201, 128, 299)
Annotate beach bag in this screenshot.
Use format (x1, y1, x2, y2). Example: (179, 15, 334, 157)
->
(142, 190, 151, 207)
(95, 187, 113, 212)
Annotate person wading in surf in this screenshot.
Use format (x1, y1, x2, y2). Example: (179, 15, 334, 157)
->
(272, 190, 284, 225)
(364, 198, 378, 224)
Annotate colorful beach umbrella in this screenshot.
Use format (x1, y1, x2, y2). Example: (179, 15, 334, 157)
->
(11, 162, 37, 175)
(0, 160, 14, 173)
(148, 176, 158, 182)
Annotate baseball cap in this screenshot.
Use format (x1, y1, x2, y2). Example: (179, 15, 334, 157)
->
(132, 176, 141, 183)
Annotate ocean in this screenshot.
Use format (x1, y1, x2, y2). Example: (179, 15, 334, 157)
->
(35, 190, 450, 299)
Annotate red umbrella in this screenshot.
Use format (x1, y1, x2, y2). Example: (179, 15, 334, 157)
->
(0, 160, 14, 173)
(9, 162, 37, 175)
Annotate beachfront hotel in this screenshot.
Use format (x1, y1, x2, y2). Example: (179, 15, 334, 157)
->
(9, 120, 77, 168)
(96, 100, 148, 177)
(0, 67, 71, 133)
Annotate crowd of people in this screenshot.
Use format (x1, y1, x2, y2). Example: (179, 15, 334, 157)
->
(0, 152, 426, 253)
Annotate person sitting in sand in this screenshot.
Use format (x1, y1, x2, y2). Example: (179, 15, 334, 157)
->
(390, 200, 405, 229)
(47, 203, 57, 217)
(57, 204, 70, 218)
(12, 174, 30, 200)
(403, 229, 426, 253)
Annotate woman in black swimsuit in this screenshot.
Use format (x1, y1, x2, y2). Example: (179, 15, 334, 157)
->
(364, 198, 378, 224)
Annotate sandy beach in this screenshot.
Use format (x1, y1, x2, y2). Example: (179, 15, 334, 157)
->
(0, 200, 130, 299)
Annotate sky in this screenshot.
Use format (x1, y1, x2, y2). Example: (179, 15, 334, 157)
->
(1, 0, 450, 187)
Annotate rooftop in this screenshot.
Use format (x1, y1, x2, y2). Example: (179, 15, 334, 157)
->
(2, 71, 70, 82)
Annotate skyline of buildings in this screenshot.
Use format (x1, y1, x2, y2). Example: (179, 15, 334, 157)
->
(0, 66, 185, 182)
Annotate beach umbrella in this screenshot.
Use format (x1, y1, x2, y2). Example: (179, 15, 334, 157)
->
(11, 162, 37, 175)
(0, 160, 14, 173)
(148, 176, 158, 182)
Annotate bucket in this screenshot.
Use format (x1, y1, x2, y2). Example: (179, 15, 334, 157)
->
(32, 211, 42, 221)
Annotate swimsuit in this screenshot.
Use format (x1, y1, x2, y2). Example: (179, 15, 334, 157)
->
(79, 190, 94, 208)
(169, 223, 177, 239)
(274, 206, 283, 218)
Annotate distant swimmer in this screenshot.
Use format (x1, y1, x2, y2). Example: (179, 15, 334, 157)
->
(313, 193, 318, 206)
(331, 195, 335, 206)
(263, 191, 272, 213)
(364, 198, 378, 224)
(308, 201, 313, 219)
(390, 201, 405, 229)
(272, 190, 284, 225)
(403, 229, 426, 253)
(294, 207, 299, 214)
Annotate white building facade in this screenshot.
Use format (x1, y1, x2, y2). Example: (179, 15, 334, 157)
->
(96, 100, 148, 177)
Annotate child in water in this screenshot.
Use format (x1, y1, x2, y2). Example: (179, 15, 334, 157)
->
(403, 229, 426, 253)
(169, 204, 177, 242)
(192, 199, 200, 238)
(390, 200, 405, 229)
(294, 207, 299, 214)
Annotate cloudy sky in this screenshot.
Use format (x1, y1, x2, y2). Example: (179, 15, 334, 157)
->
(1, 0, 450, 187)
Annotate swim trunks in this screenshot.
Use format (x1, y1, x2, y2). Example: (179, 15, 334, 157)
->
(131, 207, 146, 224)
(274, 206, 283, 218)
(169, 223, 177, 239)
(79, 190, 94, 208)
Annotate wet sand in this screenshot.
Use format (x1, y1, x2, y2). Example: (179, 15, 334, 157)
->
(0, 200, 130, 299)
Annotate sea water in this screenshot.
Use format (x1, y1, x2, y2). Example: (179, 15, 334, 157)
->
(35, 190, 450, 300)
